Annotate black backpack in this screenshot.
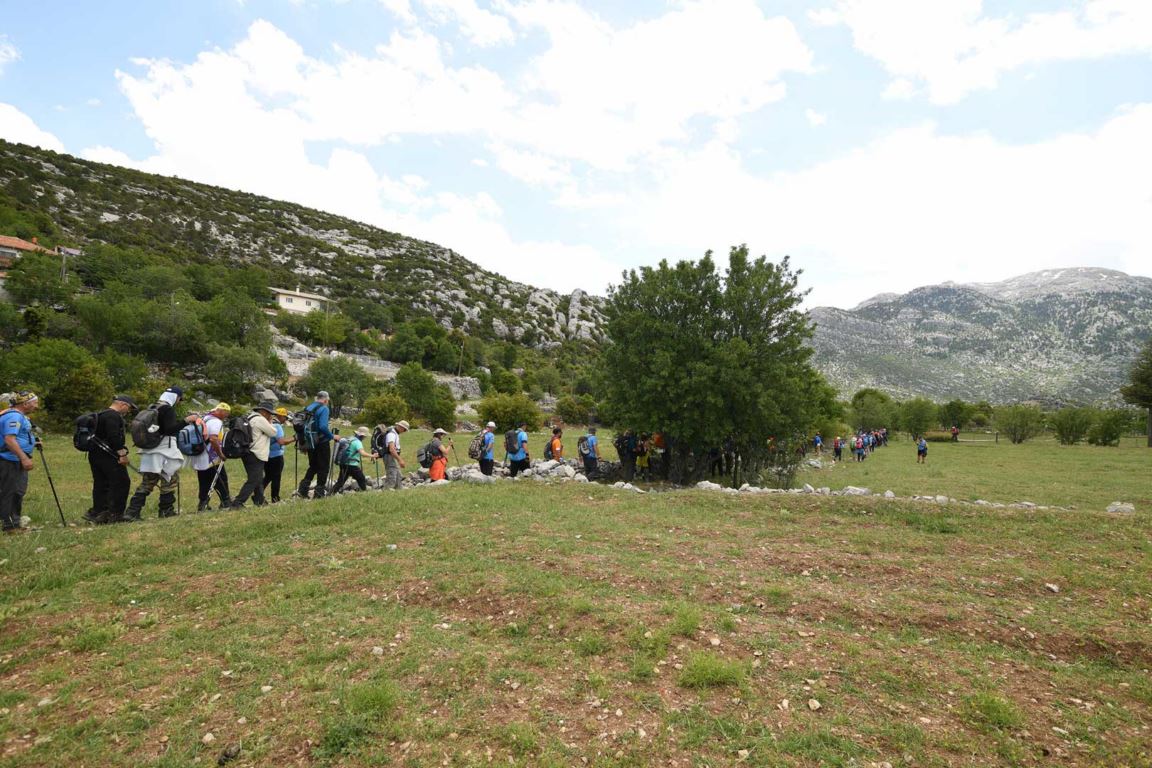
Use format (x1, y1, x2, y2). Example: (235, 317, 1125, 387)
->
(543, 438, 554, 460)
(416, 442, 434, 469)
(577, 435, 591, 456)
(291, 405, 319, 451)
(130, 403, 165, 449)
(333, 437, 357, 466)
(372, 425, 392, 455)
(504, 429, 519, 455)
(73, 412, 99, 452)
(222, 415, 254, 459)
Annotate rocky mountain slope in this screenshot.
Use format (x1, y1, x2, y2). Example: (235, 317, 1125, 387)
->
(0, 140, 603, 348)
(810, 268, 1152, 403)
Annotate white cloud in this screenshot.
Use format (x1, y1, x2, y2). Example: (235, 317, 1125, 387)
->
(629, 103, 1152, 308)
(805, 108, 827, 126)
(0, 37, 18, 75)
(880, 77, 915, 101)
(0, 103, 65, 152)
(814, 0, 1152, 104)
(421, 0, 514, 46)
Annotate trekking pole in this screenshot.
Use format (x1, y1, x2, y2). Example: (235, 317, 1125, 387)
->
(176, 473, 182, 515)
(293, 446, 299, 491)
(208, 460, 226, 503)
(373, 457, 380, 488)
(35, 442, 67, 527)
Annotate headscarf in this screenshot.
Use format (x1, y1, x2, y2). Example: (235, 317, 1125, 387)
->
(158, 390, 179, 407)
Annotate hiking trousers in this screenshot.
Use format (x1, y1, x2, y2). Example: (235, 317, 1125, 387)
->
(334, 465, 368, 493)
(127, 472, 180, 519)
(197, 464, 231, 509)
(89, 450, 130, 520)
(479, 458, 494, 476)
(383, 454, 402, 489)
(0, 459, 28, 530)
(298, 441, 332, 498)
(262, 455, 284, 502)
(233, 453, 266, 507)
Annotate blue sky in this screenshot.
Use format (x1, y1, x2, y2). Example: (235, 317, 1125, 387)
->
(1, 0, 1150, 307)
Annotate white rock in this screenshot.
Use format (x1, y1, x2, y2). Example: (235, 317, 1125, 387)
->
(574, 475, 589, 483)
(842, 486, 871, 496)
(807, 699, 822, 711)
(202, 733, 216, 745)
(696, 481, 724, 492)
(372, 646, 385, 656)
(535, 460, 559, 473)
(935, 495, 949, 504)
(1106, 501, 1135, 514)
(613, 481, 626, 489)
(1045, 583, 1060, 593)
(883, 490, 896, 499)
(802, 483, 815, 493)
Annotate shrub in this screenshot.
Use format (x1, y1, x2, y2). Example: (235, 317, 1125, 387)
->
(996, 404, 1045, 444)
(299, 356, 376, 413)
(555, 394, 596, 425)
(477, 393, 542, 432)
(1051, 406, 1094, 445)
(360, 392, 409, 428)
(42, 361, 116, 429)
(491, 368, 522, 395)
(923, 431, 954, 442)
(395, 362, 457, 428)
(0, 338, 96, 393)
(1087, 409, 1127, 446)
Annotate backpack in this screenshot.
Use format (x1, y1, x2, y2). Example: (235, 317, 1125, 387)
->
(467, 432, 484, 460)
(543, 439, 554, 460)
(504, 429, 519, 455)
(73, 412, 99, 452)
(291, 405, 318, 451)
(333, 437, 356, 467)
(372, 425, 393, 455)
(130, 403, 165, 450)
(222, 415, 254, 459)
(176, 417, 207, 456)
(577, 435, 591, 456)
(416, 442, 434, 469)
(855, 437, 864, 450)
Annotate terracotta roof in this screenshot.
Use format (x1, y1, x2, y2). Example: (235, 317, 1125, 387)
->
(0, 235, 52, 253)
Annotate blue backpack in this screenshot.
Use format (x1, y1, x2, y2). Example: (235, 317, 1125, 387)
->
(176, 417, 207, 456)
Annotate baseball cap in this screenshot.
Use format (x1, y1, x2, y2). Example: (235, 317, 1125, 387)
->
(113, 394, 138, 410)
(486, 421, 496, 429)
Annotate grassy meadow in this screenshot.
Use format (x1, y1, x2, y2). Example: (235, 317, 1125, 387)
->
(0, 434, 1149, 766)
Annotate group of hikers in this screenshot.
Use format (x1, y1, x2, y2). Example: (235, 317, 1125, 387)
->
(812, 429, 890, 463)
(0, 387, 626, 530)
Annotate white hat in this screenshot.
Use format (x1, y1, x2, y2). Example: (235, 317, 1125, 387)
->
(395, 420, 411, 431)
(486, 421, 496, 429)
(433, 428, 448, 436)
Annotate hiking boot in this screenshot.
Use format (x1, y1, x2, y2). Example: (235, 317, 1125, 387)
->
(83, 508, 100, 524)
(197, 501, 211, 513)
(157, 492, 177, 518)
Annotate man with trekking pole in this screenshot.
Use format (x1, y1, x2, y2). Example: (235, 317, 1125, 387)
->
(193, 402, 233, 512)
(86, 394, 138, 524)
(1, 392, 41, 534)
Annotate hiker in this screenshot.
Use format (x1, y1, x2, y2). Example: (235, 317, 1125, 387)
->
(0, 392, 40, 534)
(917, 435, 928, 464)
(261, 407, 294, 503)
(333, 426, 377, 493)
(616, 429, 637, 481)
(297, 391, 335, 499)
(950, 425, 959, 442)
(192, 402, 233, 512)
(635, 432, 651, 481)
(382, 420, 409, 490)
(428, 428, 452, 482)
(479, 421, 496, 476)
(813, 432, 823, 455)
(508, 422, 530, 477)
(579, 426, 601, 479)
(833, 436, 843, 462)
(854, 434, 865, 462)
(125, 387, 196, 521)
(86, 395, 137, 524)
(228, 401, 279, 509)
(547, 427, 564, 461)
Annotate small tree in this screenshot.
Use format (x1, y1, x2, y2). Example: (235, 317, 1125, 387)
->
(850, 388, 894, 432)
(1086, 409, 1127, 447)
(206, 343, 272, 404)
(1119, 336, 1152, 447)
(1051, 407, 1094, 445)
(491, 368, 522, 394)
(997, 404, 1045, 444)
(395, 362, 456, 428)
(938, 399, 974, 431)
(555, 394, 596, 425)
(43, 361, 115, 430)
(299, 356, 376, 414)
(361, 392, 409, 428)
(900, 397, 938, 437)
(0, 338, 96, 392)
(5, 251, 76, 307)
(478, 393, 543, 432)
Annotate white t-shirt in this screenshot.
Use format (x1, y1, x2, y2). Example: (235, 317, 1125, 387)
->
(385, 429, 400, 456)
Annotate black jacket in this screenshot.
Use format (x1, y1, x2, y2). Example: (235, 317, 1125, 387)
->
(94, 408, 126, 452)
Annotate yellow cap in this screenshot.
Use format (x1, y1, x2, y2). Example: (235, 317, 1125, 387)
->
(275, 407, 289, 417)
(215, 402, 232, 412)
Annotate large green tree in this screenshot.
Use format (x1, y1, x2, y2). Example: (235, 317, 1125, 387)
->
(850, 388, 894, 432)
(601, 246, 836, 486)
(1119, 336, 1152, 447)
(997, 404, 1045, 444)
(899, 397, 938, 438)
(299, 356, 376, 414)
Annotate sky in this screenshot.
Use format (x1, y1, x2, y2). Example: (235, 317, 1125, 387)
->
(1, 0, 1150, 308)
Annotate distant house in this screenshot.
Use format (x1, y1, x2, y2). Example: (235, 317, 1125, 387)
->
(0, 235, 57, 302)
(270, 286, 331, 316)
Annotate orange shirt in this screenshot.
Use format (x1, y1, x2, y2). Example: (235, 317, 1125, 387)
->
(550, 436, 563, 459)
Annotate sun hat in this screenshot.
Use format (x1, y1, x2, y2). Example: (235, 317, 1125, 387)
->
(256, 400, 277, 413)
(316, 391, 330, 400)
(275, 407, 289, 418)
(355, 426, 370, 437)
(395, 420, 411, 431)
(433, 428, 448, 436)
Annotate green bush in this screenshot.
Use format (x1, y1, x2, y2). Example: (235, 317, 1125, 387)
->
(923, 431, 954, 442)
(360, 392, 409, 428)
(43, 361, 116, 430)
(1051, 406, 1094, 445)
(491, 368, 522, 395)
(996, 404, 1045, 444)
(0, 338, 96, 393)
(555, 394, 596, 425)
(1087, 409, 1127, 446)
(395, 362, 457, 428)
(477, 393, 542, 432)
(299, 356, 376, 413)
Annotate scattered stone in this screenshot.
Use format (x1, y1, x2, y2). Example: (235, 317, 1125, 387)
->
(696, 481, 724, 491)
(37, 697, 53, 708)
(1045, 583, 1060, 594)
(260, 685, 273, 693)
(802, 483, 815, 494)
(842, 486, 871, 496)
(372, 646, 385, 656)
(883, 490, 896, 499)
(934, 495, 949, 504)
(202, 732, 216, 746)
(1106, 501, 1135, 514)
(807, 699, 822, 711)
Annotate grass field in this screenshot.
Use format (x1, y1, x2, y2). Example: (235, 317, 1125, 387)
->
(1, 436, 1150, 766)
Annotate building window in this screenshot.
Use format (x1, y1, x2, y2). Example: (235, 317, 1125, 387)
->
(306, 300, 312, 307)
(284, 297, 294, 304)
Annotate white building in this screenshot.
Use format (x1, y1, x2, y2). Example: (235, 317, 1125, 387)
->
(270, 286, 330, 315)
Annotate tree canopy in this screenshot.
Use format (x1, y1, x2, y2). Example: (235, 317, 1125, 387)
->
(601, 246, 836, 485)
(1119, 335, 1152, 446)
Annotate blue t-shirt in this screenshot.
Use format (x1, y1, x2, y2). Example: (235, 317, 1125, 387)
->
(814, 435, 822, 447)
(481, 431, 495, 461)
(918, 439, 928, 452)
(0, 409, 35, 463)
(509, 429, 528, 461)
(586, 434, 599, 457)
(306, 402, 334, 444)
(268, 423, 285, 459)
